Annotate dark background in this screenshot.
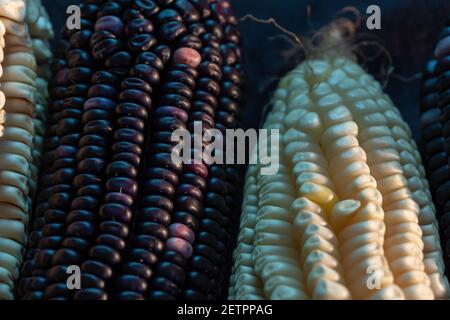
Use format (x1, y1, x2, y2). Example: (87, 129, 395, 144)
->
(42, 0, 450, 143)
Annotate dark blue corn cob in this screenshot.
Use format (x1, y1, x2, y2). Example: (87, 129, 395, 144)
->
(21, 0, 243, 300)
(421, 20, 450, 276)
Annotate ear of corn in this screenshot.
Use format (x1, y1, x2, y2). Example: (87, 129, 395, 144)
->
(0, 0, 53, 300)
(420, 22, 450, 281)
(231, 44, 449, 299)
(18, 0, 243, 300)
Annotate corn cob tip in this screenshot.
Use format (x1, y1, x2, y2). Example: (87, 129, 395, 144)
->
(307, 17, 357, 59)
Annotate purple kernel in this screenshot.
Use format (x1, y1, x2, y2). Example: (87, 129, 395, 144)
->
(165, 237, 193, 259)
(95, 15, 124, 37)
(168, 223, 195, 244)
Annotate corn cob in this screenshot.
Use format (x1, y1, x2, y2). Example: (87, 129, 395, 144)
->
(421, 21, 450, 279)
(0, 0, 53, 300)
(20, 0, 243, 300)
(230, 24, 449, 300)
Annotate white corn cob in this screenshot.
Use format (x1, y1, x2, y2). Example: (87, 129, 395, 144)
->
(0, 0, 51, 300)
(230, 36, 449, 300)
